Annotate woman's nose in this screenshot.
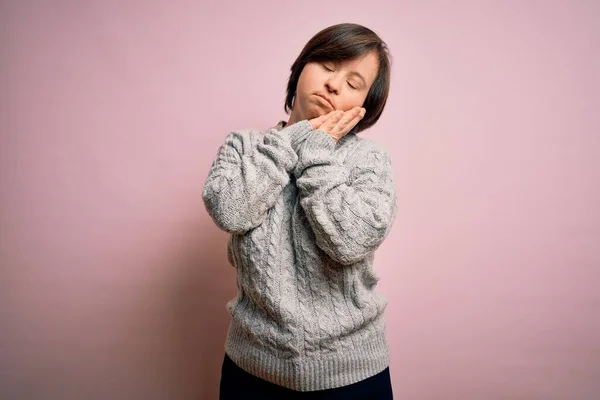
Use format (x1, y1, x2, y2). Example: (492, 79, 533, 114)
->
(325, 76, 340, 94)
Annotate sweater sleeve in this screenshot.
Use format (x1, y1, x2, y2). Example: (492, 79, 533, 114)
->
(294, 130, 398, 265)
(202, 120, 313, 234)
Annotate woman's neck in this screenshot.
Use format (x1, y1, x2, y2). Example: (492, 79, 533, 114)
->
(286, 107, 302, 127)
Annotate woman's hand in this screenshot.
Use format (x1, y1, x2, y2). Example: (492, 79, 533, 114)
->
(309, 106, 366, 142)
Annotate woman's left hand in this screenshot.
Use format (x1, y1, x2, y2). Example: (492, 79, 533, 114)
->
(309, 107, 366, 142)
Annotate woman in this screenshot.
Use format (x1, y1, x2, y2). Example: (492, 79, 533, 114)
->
(202, 23, 397, 399)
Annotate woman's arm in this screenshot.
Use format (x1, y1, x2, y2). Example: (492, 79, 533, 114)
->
(295, 130, 397, 265)
(202, 120, 313, 234)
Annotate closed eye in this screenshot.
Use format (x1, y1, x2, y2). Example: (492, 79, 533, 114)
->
(322, 63, 334, 71)
(348, 81, 358, 89)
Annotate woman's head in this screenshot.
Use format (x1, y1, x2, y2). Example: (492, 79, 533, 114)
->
(285, 23, 391, 134)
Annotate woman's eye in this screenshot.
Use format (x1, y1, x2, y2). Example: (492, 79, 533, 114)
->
(323, 64, 333, 71)
(348, 81, 358, 89)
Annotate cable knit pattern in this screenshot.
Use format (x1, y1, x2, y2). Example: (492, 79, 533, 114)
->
(203, 120, 314, 234)
(202, 120, 398, 392)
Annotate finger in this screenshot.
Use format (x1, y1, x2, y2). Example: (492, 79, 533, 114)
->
(337, 110, 365, 137)
(341, 114, 364, 138)
(317, 110, 344, 132)
(336, 107, 362, 128)
(309, 110, 337, 129)
(331, 107, 364, 135)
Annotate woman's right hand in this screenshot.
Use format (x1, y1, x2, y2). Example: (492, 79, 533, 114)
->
(309, 107, 366, 142)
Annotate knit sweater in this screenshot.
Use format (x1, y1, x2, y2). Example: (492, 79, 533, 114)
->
(202, 119, 398, 392)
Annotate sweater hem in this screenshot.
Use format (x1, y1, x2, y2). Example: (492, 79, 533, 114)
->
(224, 321, 390, 392)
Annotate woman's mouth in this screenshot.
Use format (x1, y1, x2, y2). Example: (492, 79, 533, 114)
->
(315, 94, 334, 110)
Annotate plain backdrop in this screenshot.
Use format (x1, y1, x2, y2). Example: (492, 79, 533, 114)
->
(1, 1, 599, 399)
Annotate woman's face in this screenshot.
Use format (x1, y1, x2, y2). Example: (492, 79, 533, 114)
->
(289, 51, 379, 123)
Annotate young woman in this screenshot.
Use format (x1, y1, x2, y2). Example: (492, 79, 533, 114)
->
(203, 23, 397, 399)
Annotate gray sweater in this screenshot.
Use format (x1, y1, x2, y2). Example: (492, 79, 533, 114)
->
(202, 119, 398, 391)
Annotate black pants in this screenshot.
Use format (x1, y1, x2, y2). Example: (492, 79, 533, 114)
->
(219, 353, 394, 399)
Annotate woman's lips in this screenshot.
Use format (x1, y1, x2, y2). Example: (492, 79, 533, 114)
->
(315, 94, 334, 110)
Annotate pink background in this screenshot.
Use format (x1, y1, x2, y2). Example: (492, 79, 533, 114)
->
(1, 1, 599, 399)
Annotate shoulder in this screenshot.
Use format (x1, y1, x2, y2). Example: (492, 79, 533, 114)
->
(222, 127, 263, 145)
(227, 120, 283, 139)
(225, 127, 260, 137)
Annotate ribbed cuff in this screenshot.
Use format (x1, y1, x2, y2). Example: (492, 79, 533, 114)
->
(224, 321, 390, 392)
(302, 130, 336, 156)
(277, 120, 314, 151)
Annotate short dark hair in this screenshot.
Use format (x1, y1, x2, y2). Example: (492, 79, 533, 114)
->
(285, 23, 392, 134)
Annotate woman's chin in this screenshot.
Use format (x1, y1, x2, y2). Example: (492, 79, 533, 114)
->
(307, 106, 329, 119)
